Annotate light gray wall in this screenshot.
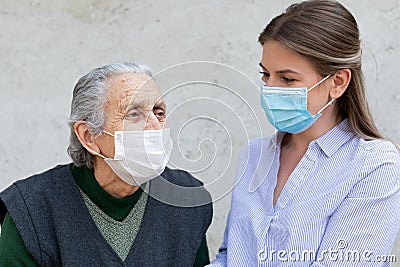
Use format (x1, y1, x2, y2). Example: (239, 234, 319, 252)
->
(1, 0, 399, 263)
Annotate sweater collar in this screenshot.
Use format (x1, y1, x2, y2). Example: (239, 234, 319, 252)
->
(71, 165, 144, 221)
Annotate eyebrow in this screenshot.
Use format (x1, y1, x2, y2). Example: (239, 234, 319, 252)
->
(126, 98, 146, 109)
(154, 99, 166, 110)
(127, 100, 165, 110)
(259, 62, 267, 70)
(124, 95, 166, 113)
(259, 62, 301, 75)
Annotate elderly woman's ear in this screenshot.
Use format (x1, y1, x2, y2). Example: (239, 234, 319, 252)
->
(74, 121, 100, 154)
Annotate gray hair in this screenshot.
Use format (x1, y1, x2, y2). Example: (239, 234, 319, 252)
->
(67, 62, 153, 169)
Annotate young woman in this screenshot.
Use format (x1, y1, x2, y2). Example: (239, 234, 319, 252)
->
(209, 0, 400, 266)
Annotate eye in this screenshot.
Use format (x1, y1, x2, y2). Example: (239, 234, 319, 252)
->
(260, 71, 270, 83)
(153, 108, 166, 121)
(281, 76, 296, 83)
(127, 110, 139, 117)
(125, 109, 144, 121)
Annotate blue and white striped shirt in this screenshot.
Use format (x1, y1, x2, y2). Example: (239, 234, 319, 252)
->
(209, 119, 400, 266)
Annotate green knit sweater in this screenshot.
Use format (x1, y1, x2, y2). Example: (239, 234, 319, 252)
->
(0, 165, 210, 266)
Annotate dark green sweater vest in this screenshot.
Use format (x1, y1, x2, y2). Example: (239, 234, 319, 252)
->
(0, 164, 213, 266)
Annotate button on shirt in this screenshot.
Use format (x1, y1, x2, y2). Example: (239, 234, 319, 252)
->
(209, 119, 400, 266)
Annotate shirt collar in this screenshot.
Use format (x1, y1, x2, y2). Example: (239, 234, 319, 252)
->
(274, 119, 355, 158)
(272, 131, 286, 146)
(314, 119, 355, 157)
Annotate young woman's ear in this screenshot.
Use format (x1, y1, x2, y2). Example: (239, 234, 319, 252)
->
(73, 121, 100, 154)
(330, 69, 351, 99)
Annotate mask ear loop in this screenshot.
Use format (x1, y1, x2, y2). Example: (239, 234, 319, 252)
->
(307, 75, 332, 92)
(317, 98, 335, 114)
(103, 130, 114, 137)
(84, 146, 107, 159)
(306, 75, 335, 115)
(83, 130, 114, 159)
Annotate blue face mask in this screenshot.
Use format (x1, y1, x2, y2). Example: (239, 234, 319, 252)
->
(260, 75, 334, 134)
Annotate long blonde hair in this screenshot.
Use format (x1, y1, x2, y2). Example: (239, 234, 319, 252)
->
(258, 0, 385, 141)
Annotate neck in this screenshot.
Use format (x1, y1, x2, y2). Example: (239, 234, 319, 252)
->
(284, 106, 342, 150)
(93, 158, 139, 198)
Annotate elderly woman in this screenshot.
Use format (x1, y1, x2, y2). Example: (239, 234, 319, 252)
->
(0, 62, 212, 266)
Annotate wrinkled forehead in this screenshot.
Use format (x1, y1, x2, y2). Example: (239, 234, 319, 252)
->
(106, 73, 164, 112)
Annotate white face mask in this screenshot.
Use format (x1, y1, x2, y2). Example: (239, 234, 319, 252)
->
(86, 128, 173, 186)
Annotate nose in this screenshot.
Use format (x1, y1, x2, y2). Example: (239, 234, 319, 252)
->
(144, 112, 162, 130)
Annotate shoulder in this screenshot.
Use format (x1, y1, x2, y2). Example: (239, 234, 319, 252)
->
(6, 164, 71, 189)
(0, 164, 74, 219)
(149, 167, 212, 214)
(361, 138, 399, 153)
(239, 136, 276, 159)
(2, 164, 72, 195)
(236, 135, 276, 171)
(161, 167, 205, 188)
(339, 138, 400, 199)
(358, 139, 399, 165)
(0, 164, 75, 263)
(354, 139, 400, 185)
(247, 136, 275, 148)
